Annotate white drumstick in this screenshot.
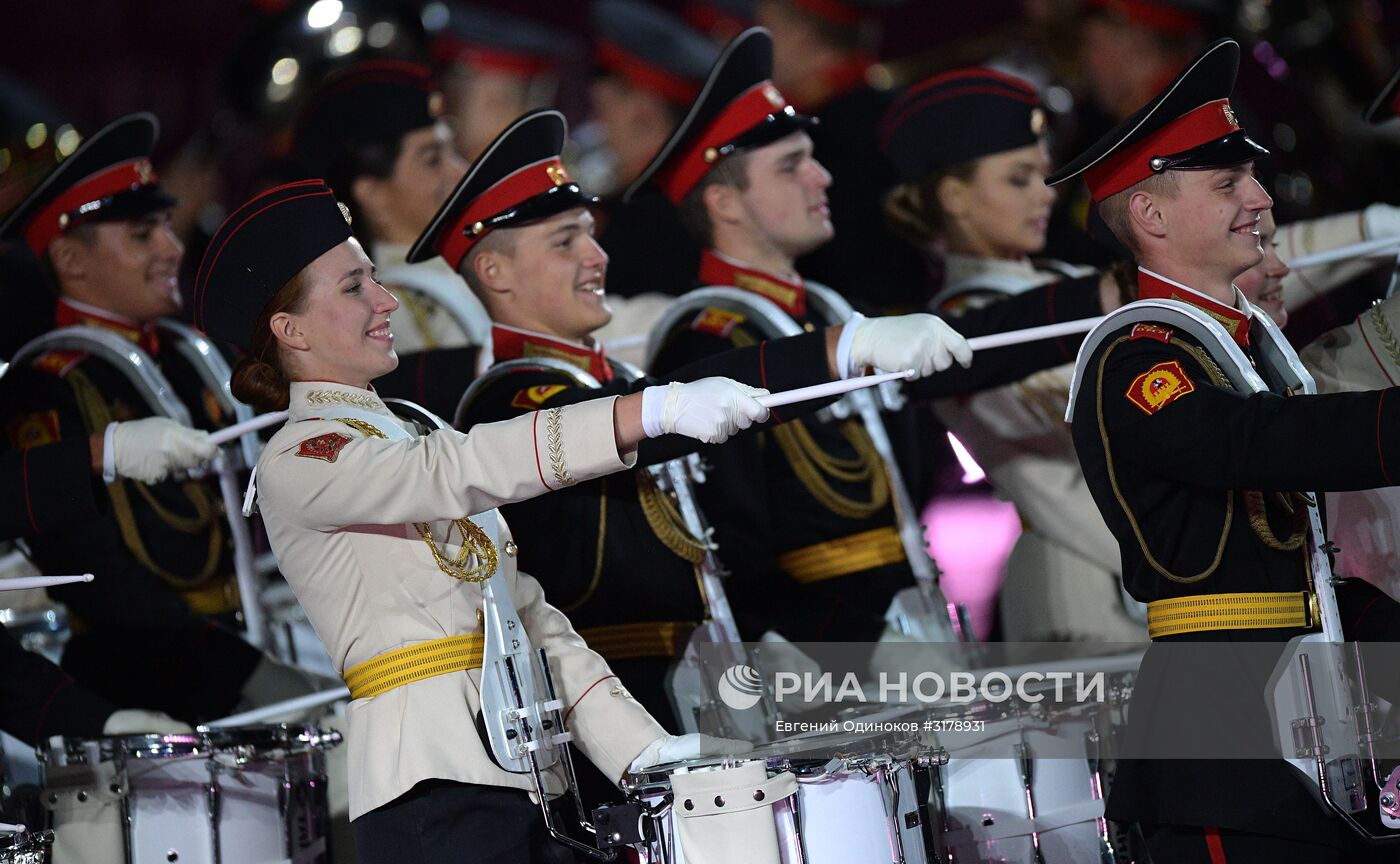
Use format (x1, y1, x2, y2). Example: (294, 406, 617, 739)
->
(0, 574, 93, 591)
(1285, 235, 1400, 270)
(209, 411, 289, 446)
(757, 369, 915, 408)
(0, 822, 25, 834)
(204, 686, 350, 727)
(965, 317, 1105, 352)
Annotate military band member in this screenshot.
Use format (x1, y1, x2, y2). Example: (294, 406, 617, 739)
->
(878, 67, 1148, 642)
(634, 28, 1111, 643)
(292, 60, 484, 420)
(0, 113, 286, 722)
(418, 109, 971, 736)
(194, 179, 763, 863)
(1052, 39, 1400, 860)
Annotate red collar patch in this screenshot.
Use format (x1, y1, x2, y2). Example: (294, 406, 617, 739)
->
(55, 299, 161, 355)
(699, 249, 806, 317)
(1137, 270, 1250, 348)
(491, 326, 612, 383)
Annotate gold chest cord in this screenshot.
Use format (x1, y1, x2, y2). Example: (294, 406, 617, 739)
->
(334, 418, 498, 583)
(67, 367, 224, 589)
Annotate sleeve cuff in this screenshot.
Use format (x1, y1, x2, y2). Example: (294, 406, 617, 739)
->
(102, 422, 118, 485)
(836, 314, 865, 379)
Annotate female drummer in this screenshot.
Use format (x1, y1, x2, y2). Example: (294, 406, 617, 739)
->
(193, 179, 755, 864)
(876, 69, 1142, 643)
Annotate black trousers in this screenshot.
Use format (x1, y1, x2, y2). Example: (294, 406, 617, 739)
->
(353, 780, 579, 864)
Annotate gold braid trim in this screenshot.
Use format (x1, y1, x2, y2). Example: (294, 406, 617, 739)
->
(1368, 304, 1400, 374)
(1095, 337, 1232, 583)
(546, 407, 574, 487)
(772, 418, 889, 520)
(336, 418, 498, 583)
(307, 389, 379, 409)
(637, 471, 709, 564)
(65, 368, 224, 589)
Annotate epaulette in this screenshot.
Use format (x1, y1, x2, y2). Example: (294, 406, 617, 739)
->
(510, 383, 571, 410)
(1130, 323, 1173, 343)
(31, 350, 87, 378)
(690, 307, 745, 338)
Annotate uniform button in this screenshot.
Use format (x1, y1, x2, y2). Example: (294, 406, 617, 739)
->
(504, 540, 518, 557)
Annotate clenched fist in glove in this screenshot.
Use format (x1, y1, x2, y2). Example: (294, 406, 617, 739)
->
(842, 313, 973, 379)
(104, 417, 218, 484)
(641, 377, 770, 444)
(628, 732, 754, 773)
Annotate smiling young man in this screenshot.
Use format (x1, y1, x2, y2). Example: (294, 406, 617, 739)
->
(0, 113, 293, 723)
(635, 28, 1116, 645)
(1054, 39, 1400, 861)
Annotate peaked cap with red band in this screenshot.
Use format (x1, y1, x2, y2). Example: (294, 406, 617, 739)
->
(1363, 65, 1400, 125)
(0, 112, 175, 258)
(879, 67, 1045, 184)
(1046, 38, 1268, 202)
(592, 0, 718, 107)
(429, 4, 573, 79)
(624, 27, 815, 205)
(293, 60, 443, 181)
(193, 179, 353, 352)
(406, 110, 596, 270)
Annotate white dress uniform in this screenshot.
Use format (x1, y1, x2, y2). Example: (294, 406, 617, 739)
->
(1299, 294, 1400, 601)
(255, 380, 665, 819)
(932, 254, 1147, 642)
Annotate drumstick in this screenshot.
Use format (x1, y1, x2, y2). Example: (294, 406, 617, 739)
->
(203, 686, 351, 727)
(0, 574, 93, 591)
(757, 369, 915, 408)
(1285, 235, 1400, 270)
(209, 411, 289, 446)
(964, 317, 1105, 352)
(0, 822, 26, 835)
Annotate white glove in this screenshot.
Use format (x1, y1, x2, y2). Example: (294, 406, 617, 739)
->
(1364, 203, 1400, 240)
(846, 313, 973, 379)
(106, 418, 217, 484)
(641, 377, 770, 444)
(102, 708, 194, 735)
(629, 732, 754, 772)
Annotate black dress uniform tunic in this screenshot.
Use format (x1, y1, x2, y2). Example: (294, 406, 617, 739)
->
(1072, 269, 1400, 849)
(650, 250, 1103, 642)
(459, 322, 833, 725)
(0, 302, 261, 722)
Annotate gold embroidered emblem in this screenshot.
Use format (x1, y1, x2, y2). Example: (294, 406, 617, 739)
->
(135, 159, 154, 185)
(546, 407, 573, 487)
(763, 84, 784, 108)
(546, 163, 570, 186)
(1222, 102, 1238, 127)
(306, 389, 379, 409)
(1030, 107, 1046, 135)
(1126, 360, 1195, 415)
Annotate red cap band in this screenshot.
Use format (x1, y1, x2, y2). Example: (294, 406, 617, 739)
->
(1088, 0, 1204, 37)
(596, 40, 702, 107)
(1082, 99, 1241, 201)
(434, 39, 553, 78)
(437, 156, 572, 269)
(23, 158, 158, 255)
(658, 80, 791, 203)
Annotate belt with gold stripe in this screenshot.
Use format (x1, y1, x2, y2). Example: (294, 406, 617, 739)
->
(1146, 591, 1319, 639)
(576, 621, 696, 662)
(776, 526, 905, 585)
(343, 633, 484, 700)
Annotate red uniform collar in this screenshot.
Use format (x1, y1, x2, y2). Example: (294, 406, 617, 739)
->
(1137, 267, 1251, 347)
(699, 249, 807, 317)
(55, 298, 160, 355)
(491, 324, 613, 383)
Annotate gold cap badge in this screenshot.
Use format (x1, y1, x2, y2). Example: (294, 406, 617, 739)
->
(764, 84, 784, 108)
(545, 163, 570, 186)
(1030, 107, 1046, 136)
(1222, 102, 1237, 127)
(338, 201, 353, 225)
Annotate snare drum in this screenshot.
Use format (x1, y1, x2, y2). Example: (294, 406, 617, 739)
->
(629, 746, 941, 864)
(42, 724, 339, 864)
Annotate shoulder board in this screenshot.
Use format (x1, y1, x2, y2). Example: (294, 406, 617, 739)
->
(690, 307, 746, 338)
(510, 383, 571, 410)
(5, 409, 62, 450)
(1130, 323, 1173, 343)
(31, 350, 87, 378)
